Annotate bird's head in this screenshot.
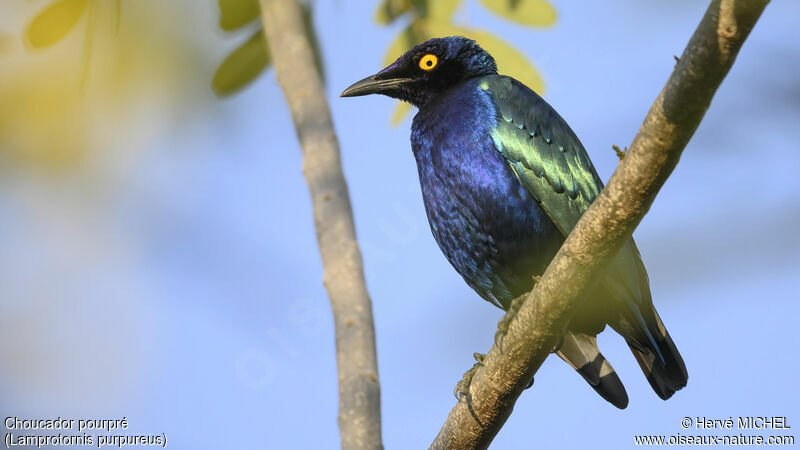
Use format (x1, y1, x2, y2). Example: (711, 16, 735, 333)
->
(340, 36, 497, 108)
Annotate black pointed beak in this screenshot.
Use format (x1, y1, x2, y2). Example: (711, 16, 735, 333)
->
(340, 74, 412, 97)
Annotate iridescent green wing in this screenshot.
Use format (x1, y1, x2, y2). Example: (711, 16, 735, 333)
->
(481, 77, 659, 347)
(481, 75, 604, 236)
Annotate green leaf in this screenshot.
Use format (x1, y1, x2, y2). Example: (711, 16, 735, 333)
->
(478, 0, 556, 27)
(218, 0, 260, 31)
(374, 0, 461, 26)
(383, 22, 424, 66)
(409, 0, 428, 16)
(374, 0, 412, 24)
(212, 29, 270, 96)
(427, 0, 462, 21)
(300, 2, 325, 83)
(25, 0, 89, 49)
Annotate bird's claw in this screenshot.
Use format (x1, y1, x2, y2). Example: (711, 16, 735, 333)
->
(495, 295, 523, 351)
(495, 276, 539, 351)
(454, 352, 486, 403)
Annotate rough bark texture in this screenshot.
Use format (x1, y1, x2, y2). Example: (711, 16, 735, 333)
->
(259, 1, 383, 449)
(431, 1, 769, 448)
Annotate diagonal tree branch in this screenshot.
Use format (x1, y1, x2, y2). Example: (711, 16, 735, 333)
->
(431, 0, 769, 448)
(259, 1, 383, 449)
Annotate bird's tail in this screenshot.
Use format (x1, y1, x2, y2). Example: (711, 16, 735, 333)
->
(556, 332, 629, 409)
(603, 239, 688, 400)
(624, 308, 689, 400)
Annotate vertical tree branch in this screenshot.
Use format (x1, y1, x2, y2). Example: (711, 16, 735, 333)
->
(259, 1, 383, 449)
(431, 0, 769, 448)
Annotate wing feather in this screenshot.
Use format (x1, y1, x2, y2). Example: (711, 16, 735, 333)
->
(479, 76, 681, 382)
(482, 75, 604, 235)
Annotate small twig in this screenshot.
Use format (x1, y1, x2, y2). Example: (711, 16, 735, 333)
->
(612, 144, 627, 161)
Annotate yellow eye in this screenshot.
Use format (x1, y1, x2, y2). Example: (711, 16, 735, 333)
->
(419, 54, 438, 71)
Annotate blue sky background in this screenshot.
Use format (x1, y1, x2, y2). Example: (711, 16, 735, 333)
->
(1, 1, 799, 449)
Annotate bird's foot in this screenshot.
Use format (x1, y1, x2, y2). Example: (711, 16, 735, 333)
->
(612, 144, 627, 161)
(495, 294, 525, 351)
(494, 276, 540, 351)
(454, 352, 486, 403)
